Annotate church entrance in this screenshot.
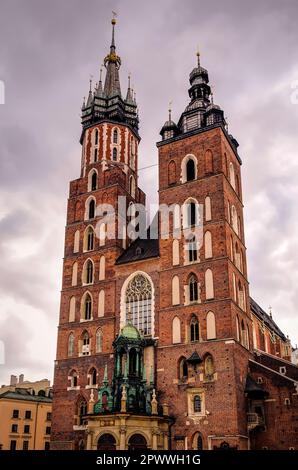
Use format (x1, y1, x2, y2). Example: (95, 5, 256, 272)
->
(97, 433, 116, 451)
(128, 434, 148, 450)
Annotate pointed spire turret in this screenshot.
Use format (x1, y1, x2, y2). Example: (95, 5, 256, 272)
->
(81, 18, 139, 138)
(103, 17, 122, 98)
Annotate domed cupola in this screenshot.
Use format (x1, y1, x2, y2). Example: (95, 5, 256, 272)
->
(160, 105, 179, 141)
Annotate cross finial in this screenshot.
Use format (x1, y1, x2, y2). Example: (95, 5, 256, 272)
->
(168, 100, 172, 121)
(89, 74, 93, 92)
(196, 46, 200, 66)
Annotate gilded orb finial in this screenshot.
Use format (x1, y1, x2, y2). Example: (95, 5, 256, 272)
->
(112, 11, 117, 25)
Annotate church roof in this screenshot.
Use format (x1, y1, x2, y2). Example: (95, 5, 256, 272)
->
(116, 237, 159, 265)
(250, 297, 287, 341)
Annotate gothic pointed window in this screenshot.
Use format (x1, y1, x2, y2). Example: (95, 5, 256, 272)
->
(186, 159, 195, 181)
(84, 294, 92, 320)
(96, 329, 102, 353)
(84, 259, 93, 284)
(94, 129, 99, 145)
(125, 274, 153, 335)
(78, 398, 87, 425)
(69, 370, 78, 388)
(190, 316, 199, 342)
(179, 357, 188, 381)
(91, 171, 97, 191)
(94, 148, 98, 162)
(68, 333, 74, 357)
(189, 275, 198, 302)
(188, 235, 197, 263)
(84, 226, 94, 251)
(88, 199, 95, 219)
(112, 147, 118, 161)
(113, 128, 118, 144)
(89, 368, 97, 386)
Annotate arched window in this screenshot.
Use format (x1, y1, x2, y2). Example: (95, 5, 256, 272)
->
(205, 149, 213, 174)
(190, 316, 199, 342)
(238, 281, 245, 311)
(87, 199, 95, 219)
(168, 160, 176, 185)
(179, 357, 188, 381)
(193, 395, 202, 413)
(187, 235, 197, 263)
(84, 226, 95, 251)
(82, 293, 92, 320)
(236, 315, 240, 341)
(172, 239, 180, 266)
(93, 148, 98, 163)
(189, 274, 199, 302)
(204, 231, 212, 259)
(89, 367, 97, 386)
(229, 162, 236, 189)
(182, 155, 197, 183)
(193, 433, 203, 450)
(99, 223, 106, 247)
(68, 333, 74, 357)
(205, 269, 214, 300)
(94, 128, 99, 146)
(96, 329, 103, 353)
(91, 171, 97, 191)
(129, 176, 135, 198)
(73, 230, 80, 253)
(204, 354, 215, 380)
(186, 159, 195, 181)
(188, 201, 197, 226)
(99, 256, 105, 280)
(98, 290, 105, 317)
(206, 311, 216, 339)
(113, 128, 118, 144)
(82, 331, 90, 355)
(241, 320, 248, 348)
(83, 259, 94, 285)
(72, 262, 78, 286)
(112, 147, 117, 161)
(128, 434, 148, 451)
(69, 370, 78, 388)
(205, 196, 212, 221)
(172, 316, 181, 344)
(172, 276, 180, 305)
(231, 205, 238, 234)
(125, 274, 152, 335)
(78, 397, 87, 425)
(69, 296, 76, 322)
(235, 242, 241, 271)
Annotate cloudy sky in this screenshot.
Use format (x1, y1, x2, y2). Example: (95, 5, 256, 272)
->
(0, 0, 298, 385)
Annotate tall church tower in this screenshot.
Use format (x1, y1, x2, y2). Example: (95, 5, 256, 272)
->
(51, 19, 147, 449)
(156, 52, 253, 450)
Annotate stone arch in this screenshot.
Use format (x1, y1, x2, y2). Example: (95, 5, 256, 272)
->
(97, 432, 118, 451)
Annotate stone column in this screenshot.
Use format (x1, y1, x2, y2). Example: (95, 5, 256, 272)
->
(86, 430, 94, 450)
(163, 432, 169, 450)
(119, 427, 127, 450)
(152, 428, 159, 450)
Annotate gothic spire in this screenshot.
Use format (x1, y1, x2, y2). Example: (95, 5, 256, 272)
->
(103, 17, 122, 98)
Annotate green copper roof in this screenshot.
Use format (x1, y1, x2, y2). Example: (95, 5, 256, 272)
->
(120, 323, 140, 340)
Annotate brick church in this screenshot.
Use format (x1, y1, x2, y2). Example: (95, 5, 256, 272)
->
(51, 19, 298, 450)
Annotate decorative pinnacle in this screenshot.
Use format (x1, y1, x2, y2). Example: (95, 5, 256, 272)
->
(210, 85, 214, 104)
(111, 12, 117, 47)
(268, 306, 272, 318)
(128, 73, 131, 89)
(99, 66, 103, 82)
(89, 75, 93, 92)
